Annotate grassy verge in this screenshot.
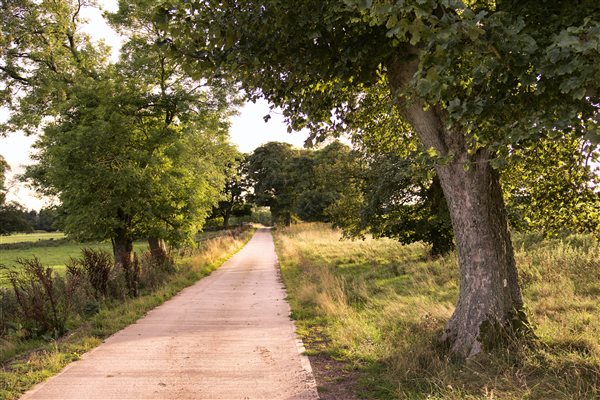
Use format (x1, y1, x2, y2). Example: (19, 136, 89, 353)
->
(0, 228, 255, 400)
(274, 223, 600, 400)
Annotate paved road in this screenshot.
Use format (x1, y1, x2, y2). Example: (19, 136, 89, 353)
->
(22, 228, 318, 400)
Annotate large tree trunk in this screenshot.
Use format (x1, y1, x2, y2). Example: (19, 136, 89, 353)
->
(148, 237, 168, 261)
(112, 227, 133, 272)
(222, 213, 231, 229)
(436, 150, 524, 357)
(388, 53, 526, 358)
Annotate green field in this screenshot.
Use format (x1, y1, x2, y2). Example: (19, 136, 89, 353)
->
(0, 232, 65, 245)
(0, 234, 147, 276)
(0, 231, 233, 276)
(275, 223, 600, 400)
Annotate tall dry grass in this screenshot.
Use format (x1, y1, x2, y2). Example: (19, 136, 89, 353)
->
(275, 223, 600, 400)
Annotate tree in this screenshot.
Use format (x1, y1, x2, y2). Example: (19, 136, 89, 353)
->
(2, 0, 236, 271)
(247, 142, 300, 226)
(0, 155, 33, 234)
(0, 203, 33, 234)
(321, 88, 455, 256)
(210, 153, 253, 228)
(0, 155, 8, 205)
(168, 1, 600, 356)
(106, 0, 238, 259)
(24, 67, 235, 269)
(35, 207, 60, 232)
(330, 151, 455, 256)
(300, 141, 354, 223)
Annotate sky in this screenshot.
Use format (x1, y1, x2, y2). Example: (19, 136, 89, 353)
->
(0, 1, 308, 211)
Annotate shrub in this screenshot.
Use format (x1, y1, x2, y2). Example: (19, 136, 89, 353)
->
(2, 258, 71, 338)
(138, 249, 175, 291)
(67, 248, 113, 300)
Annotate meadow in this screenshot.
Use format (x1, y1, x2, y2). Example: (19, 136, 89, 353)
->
(0, 232, 65, 244)
(0, 239, 146, 277)
(0, 231, 223, 277)
(274, 223, 600, 400)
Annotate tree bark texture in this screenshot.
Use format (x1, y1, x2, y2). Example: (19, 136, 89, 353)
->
(387, 53, 525, 358)
(148, 237, 168, 261)
(112, 226, 137, 296)
(112, 228, 133, 273)
(222, 213, 231, 228)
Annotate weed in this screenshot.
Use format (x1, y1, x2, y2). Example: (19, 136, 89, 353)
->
(67, 248, 113, 300)
(2, 258, 71, 338)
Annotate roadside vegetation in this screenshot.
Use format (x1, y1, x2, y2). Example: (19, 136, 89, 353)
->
(0, 231, 237, 278)
(0, 237, 146, 278)
(275, 223, 600, 400)
(0, 227, 254, 400)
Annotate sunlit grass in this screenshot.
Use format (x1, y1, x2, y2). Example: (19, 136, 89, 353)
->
(275, 223, 600, 400)
(0, 232, 65, 244)
(0, 241, 147, 278)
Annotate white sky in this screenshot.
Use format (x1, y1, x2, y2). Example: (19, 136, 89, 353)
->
(0, 0, 307, 210)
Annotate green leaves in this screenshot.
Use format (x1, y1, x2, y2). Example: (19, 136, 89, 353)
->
(1, 0, 238, 248)
(247, 141, 352, 224)
(503, 136, 600, 235)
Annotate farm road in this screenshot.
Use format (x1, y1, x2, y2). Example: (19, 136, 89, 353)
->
(21, 228, 318, 400)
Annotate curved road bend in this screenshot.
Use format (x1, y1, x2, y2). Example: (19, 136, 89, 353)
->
(21, 228, 318, 400)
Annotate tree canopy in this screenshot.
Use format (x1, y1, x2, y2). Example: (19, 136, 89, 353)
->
(167, 0, 600, 357)
(1, 0, 238, 268)
(247, 141, 351, 226)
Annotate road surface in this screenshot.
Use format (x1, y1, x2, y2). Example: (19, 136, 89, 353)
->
(22, 228, 318, 400)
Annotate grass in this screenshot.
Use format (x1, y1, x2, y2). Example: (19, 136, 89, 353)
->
(0, 241, 147, 277)
(0, 228, 255, 399)
(0, 232, 65, 244)
(0, 231, 220, 277)
(274, 223, 600, 400)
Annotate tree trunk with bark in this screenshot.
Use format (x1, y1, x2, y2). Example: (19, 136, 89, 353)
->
(112, 223, 137, 297)
(112, 228, 133, 273)
(222, 213, 231, 229)
(148, 237, 168, 262)
(388, 53, 527, 358)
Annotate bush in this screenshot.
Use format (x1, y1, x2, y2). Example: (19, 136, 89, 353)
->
(67, 248, 113, 300)
(138, 249, 175, 291)
(2, 258, 72, 338)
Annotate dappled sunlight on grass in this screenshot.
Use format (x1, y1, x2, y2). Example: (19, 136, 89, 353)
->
(275, 223, 600, 400)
